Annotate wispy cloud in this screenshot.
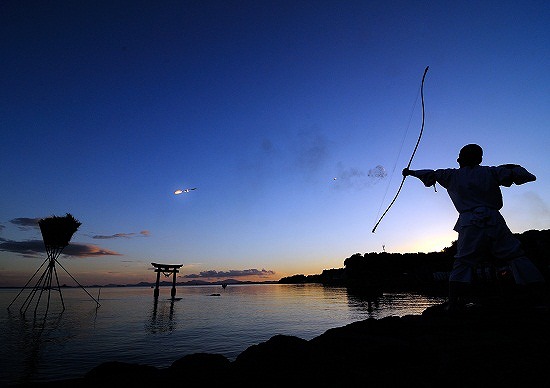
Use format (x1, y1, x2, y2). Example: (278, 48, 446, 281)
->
(183, 268, 276, 279)
(10, 217, 41, 231)
(0, 239, 122, 258)
(93, 233, 134, 239)
(92, 230, 150, 239)
(0, 240, 44, 258)
(63, 243, 123, 257)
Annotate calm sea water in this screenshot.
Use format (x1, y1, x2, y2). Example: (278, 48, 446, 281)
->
(0, 284, 445, 385)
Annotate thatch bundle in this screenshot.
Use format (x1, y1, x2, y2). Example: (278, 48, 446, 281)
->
(39, 213, 82, 248)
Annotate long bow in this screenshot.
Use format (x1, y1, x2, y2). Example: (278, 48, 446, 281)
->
(372, 66, 429, 233)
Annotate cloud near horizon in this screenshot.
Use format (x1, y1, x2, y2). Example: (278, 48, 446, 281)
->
(0, 239, 122, 258)
(92, 230, 150, 239)
(183, 268, 276, 279)
(10, 217, 41, 231)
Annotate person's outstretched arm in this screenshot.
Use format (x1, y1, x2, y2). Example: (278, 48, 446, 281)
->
(493, 164, 536, 187)
(402, 168, 439, 187)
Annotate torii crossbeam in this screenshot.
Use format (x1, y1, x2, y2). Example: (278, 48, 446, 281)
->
(151, 263, 183, 299)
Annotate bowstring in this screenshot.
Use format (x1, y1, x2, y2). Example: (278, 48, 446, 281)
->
(374, 85, 421, 223)
(372, 66, 429, 233)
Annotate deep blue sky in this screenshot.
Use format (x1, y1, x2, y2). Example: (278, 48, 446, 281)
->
(1, 1, 549, 286)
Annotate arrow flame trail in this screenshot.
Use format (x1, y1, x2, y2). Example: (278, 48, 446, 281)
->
(174, 188, 197, 195)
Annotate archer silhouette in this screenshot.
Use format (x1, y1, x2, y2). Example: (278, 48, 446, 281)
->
(403, 144, 546, 311)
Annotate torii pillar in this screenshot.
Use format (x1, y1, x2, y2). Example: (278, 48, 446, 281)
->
(151, 263, 183, 299)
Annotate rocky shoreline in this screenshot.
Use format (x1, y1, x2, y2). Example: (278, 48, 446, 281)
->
(16, 302, 550, 388)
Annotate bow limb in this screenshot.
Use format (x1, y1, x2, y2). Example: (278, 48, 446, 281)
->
(406, 66, 429, 169)
(372, 66, 429, 233)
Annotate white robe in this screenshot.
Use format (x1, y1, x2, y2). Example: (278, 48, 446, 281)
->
(413, 164, 543, 284)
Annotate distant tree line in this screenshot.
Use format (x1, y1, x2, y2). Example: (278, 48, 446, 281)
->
(279, 229, 550, 295)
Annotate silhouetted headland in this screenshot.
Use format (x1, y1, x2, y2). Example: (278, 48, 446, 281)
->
(280, 229, 550, 295)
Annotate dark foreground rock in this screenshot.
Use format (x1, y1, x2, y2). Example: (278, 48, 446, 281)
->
(16, 303, 550, 388)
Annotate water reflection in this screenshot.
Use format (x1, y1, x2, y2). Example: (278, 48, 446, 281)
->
(346, 287, 447, 319)
(146, 297, 179, 333)
(4, 310, 65, 385)
(1, 285, 447, 385)
(346, 287, 383, 316)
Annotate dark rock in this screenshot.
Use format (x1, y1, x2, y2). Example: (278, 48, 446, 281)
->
(84, 361, 161, 384)
(21, 304, 550, 388)
(233, 335, 312, 385)
(168, 353, 230, 383)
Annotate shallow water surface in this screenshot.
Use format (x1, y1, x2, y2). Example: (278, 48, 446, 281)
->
(0, 284, 445, 385)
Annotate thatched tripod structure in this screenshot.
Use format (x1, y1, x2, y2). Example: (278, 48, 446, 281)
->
(8, 213, 100, 316)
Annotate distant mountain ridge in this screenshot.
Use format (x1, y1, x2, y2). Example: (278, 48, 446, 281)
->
(88, 278, 279, 288)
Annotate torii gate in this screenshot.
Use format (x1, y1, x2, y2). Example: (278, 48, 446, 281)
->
(151, 262, 183, 299)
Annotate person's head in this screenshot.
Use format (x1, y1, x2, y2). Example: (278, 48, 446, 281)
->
(457, 144, 483, 167)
